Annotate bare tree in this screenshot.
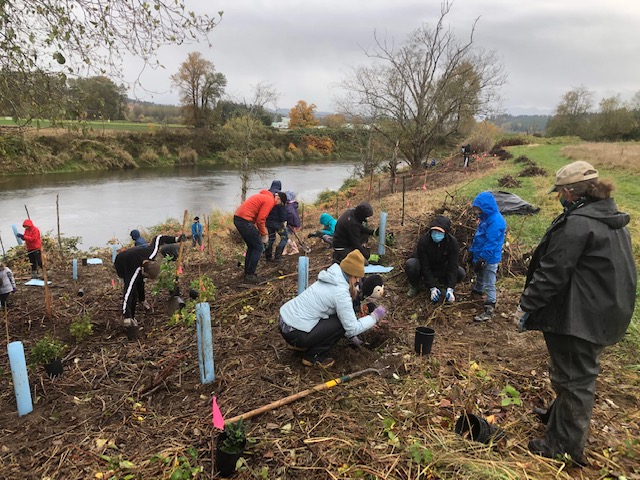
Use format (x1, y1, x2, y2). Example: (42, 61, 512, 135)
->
(222, 82, 279, 201)
(546, 86, 594, 137)
(171, 52, 227, 128)
(340, 1, 505, 171)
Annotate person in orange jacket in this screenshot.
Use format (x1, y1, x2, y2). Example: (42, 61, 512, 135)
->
(234, 190, 287, 284)
(16, 219, 43, 278)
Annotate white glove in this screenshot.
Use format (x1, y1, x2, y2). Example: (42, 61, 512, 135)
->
(260, 235, 268, 244)
(514, 305, 529, 332)
(430, 287, 441, 302)
(445, 288, 455, 303)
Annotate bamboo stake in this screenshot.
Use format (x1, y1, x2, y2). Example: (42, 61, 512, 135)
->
(42, 249, 52, 320)
(4, 304, 9, 344)
(56, 194, 64, 261)
(0, 232, 5, 258)
(24, 205, 30, 219)
(224, 367, 382, 424)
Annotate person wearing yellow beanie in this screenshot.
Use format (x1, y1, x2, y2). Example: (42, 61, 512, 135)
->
(278, 249, 387, 368)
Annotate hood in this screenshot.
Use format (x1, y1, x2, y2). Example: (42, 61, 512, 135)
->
(286, 190, 296, 202)
(354, 202, 373, 222)
(130, 229, 141, 239)
(319, 213, 335, 227)
(23, 219, 34, 228)
(317, 263, 347, 287)
(430, 215, 451, 233)
(572, 198, 631, 230)
(268, 180, 282, 193)
(472, 191, 499, 218)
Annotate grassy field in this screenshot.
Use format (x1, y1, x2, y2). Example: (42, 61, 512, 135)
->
(0, 117, 185, 132)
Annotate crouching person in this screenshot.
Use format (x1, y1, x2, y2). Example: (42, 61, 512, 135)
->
(278, 250, 387, 368)
(405, 215, 465, 302)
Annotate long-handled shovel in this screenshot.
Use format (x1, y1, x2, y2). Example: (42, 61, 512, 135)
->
(224, 367, 384, 424)
(289, 228, 311, 254)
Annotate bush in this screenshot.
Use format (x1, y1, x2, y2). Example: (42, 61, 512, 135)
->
(70, 314, 94, 342)
(139, 147, 159, 163)
(177, 147, 198, 165)
(31, 336, 67, 364)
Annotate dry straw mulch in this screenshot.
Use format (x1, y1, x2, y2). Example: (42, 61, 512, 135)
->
(1, 157, 638, 479)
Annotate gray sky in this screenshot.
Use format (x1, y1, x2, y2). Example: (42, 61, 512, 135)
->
(124, 0, 640, 116)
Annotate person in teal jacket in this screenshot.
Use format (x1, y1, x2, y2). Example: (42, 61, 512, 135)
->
(308, 212, 337, 245)
(469, 191, 506, 322)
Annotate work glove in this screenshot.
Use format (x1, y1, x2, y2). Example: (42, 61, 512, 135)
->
(307, 231, 322, 238)
(445, 287, 455, 303)
(513, 305, 530, 333)
(371, 306, 387, 322)
(368, 253, 380, 263)
(16, 233, 24, 239)
(430, 287, 441, 302)
(260, 235, 269, 244)
(12, 287, 17, 293)
(474, 259, 487, 274)
(349, 335, 364, 347)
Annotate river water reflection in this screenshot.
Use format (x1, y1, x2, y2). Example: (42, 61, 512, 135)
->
(0, 161, 357, 249)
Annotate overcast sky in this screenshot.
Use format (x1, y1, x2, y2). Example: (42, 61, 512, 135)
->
(123, 0, 640, 116)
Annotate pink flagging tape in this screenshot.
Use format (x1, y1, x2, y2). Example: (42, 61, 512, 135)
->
(212, 396, 225, 429)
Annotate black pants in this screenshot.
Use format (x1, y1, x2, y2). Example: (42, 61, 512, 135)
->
(233, 216, 263, 275)
(404, 258, 466, 288)
(279, 314, 345, 361)
(543, 332, 604, 463)
(121, 271, 145, 319)
(266, 224, 287, 259)
(28, 249, 43, 273)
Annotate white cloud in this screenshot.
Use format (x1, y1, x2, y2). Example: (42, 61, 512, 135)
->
(123, 0, 640, 115)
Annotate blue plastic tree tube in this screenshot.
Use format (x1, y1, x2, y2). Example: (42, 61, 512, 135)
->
(12, 224, 23, 246)
(378, 211, 388, 255)
(7, 341, 33, 416)
(195, 302, 215, 384)
(111, 244, 118, 263)
(298, 256, 309, 295)
(72, 258, 78, 280)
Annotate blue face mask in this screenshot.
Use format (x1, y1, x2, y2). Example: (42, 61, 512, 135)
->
(431, 231, 445, 243)
(560, 197, 574, 209)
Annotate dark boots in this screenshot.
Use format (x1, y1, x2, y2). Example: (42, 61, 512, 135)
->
(474, 303, 495, 322)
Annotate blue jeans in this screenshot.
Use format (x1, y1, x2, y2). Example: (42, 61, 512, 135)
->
(474, 262, 498, 304)
(234, 216, 264, 275)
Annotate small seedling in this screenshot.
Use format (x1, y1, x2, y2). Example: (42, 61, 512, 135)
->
(500, 384, 522, 406)
(220, 419, 246, 454)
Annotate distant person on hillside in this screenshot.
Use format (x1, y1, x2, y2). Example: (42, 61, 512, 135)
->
(130, 229, 148, 247)
(405, 215, 466, 301)
(514, 161, 636, 465)
(264, 180, 288, 263)
(308, 212, 337, 246)
(234, 189, 287, 284)
(191, 216, 203, 248)
(16, 219, 43, 278)
(462, 144, 472, 168)
(469, 191, 506, 322)
(114, 234, 186, 335)
(0, 262, 17, 308)
(332, 202, 378, 263)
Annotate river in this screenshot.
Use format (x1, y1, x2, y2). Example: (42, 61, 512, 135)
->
(0, 160, 357, 250)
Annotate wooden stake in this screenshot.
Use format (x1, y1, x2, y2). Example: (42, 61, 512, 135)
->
(0, 232, 6, 258)
(56, 194, 64, 261)
(42, 249, 52, 320)
(176, 210, 189, 275)
(24, 205, 30, 219)
(4, 304, 9, 344)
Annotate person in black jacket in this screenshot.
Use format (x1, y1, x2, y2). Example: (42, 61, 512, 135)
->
(264, 180, 288, 262)
(114, 234, 185, 331)
(514, 161, 637, 465)
(404, 215, 465, 301)
(332, 202, 377, 263)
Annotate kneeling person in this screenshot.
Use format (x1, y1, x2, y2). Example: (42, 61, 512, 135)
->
(278, 249, 387, 368)
(405, 215, 465, 302)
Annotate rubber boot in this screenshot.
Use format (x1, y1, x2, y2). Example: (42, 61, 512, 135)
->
(31, 269, 38, 279)
(474, 303, 495, 322)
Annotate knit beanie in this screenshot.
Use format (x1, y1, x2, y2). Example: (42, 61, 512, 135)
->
(340, 250, 365, 278)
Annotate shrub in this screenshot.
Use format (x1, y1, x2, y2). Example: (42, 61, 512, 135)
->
(139, 147, 159, 163)
(178, 147, 198, 165)
(70, 314, 94, 342)
(31, 336, 67, 364)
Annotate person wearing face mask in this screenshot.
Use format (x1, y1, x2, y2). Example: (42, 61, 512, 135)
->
(278, 249, 388, 368)
(513, 161, 636, 465)
(405, 215, 466, 302)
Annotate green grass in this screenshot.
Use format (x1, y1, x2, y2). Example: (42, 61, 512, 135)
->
(0, 118, 185, 131)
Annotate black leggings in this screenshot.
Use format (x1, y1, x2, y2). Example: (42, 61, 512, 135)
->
(279, 314, 345, 360)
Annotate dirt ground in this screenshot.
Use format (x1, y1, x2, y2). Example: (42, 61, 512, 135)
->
(1, 157, 638, 479)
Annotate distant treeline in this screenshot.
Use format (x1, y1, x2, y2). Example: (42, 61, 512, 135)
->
(490, 114, 549, 134)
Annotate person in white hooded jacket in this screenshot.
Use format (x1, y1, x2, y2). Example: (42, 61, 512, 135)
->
(278, 249, 387, 368)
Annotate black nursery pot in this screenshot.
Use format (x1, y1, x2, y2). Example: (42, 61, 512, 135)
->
(454, 413, 507, 444)
(215, 432, 246, 477)
(44, 358, 64, 378)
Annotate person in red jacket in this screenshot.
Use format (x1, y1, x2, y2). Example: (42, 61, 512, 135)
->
(234, 190, 286, 284)
(16, 219, 43, 278)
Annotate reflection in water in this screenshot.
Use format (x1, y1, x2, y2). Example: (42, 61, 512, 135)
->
(0, 161, 356, 249)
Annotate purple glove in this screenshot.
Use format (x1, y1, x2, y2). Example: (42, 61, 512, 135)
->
(371, 306, 387, 322)
(12, 288, 17, 293)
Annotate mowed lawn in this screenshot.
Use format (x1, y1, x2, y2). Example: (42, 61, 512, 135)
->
(0, 118, 185, 132)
